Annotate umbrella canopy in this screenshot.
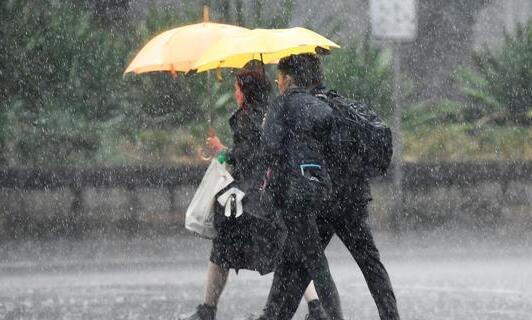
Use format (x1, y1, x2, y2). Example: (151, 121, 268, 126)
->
(191, 27, 340, 72)
(124, 22, 249, 75)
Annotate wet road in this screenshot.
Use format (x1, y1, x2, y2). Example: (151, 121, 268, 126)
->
(1, 232, 531, 320)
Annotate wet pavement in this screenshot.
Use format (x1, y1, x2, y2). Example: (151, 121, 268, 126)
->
(1, 231, 531, 320)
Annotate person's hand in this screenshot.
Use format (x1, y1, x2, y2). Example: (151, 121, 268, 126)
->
(206, 135, 224, 153)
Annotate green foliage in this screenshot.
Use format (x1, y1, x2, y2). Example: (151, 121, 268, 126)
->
(0, 1, 226, 166)
(402, 122, 532, 161)
(402, 99, 467, 130)
(322, 37, 394, 119)
(0, 1, 129, 165)
(0, 0, 303, 167)
(18, 1, 526, 165)
(457, 19, 532, 125)
(239, 0, 295, 28)
(0, 110, 7, 165)
(402, 99, 532, 161)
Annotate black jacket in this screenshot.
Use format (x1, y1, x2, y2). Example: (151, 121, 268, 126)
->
(213, 100, 287, 275)
(261, 87, 333, 207)
(226, 102, 267, 182)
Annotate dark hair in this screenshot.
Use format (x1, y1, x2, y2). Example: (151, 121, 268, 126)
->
(243, 59, 264, 71)
(277, 53, 323, 88)
(235, 70, 272, 105)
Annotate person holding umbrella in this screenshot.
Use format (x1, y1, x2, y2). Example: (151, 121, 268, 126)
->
(179, 65, 271, 320)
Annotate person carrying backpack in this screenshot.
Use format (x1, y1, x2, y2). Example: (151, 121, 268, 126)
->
(252, 54, 345, 320)
(254, 53, 400, 320)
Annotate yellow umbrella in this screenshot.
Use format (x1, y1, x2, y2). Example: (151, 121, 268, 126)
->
(124, 21, 249, 75)
(191, 27, 340, 72)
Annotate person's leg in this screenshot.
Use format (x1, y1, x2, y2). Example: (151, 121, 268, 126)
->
(303, 204, 337, 303)
(257, 206, 341, 320)
(303, 250, 342, 320)
(261, 260, 336, 320)
(302, 212, 336, 317)
(334, 204, 400, 320)
(204, 261, 229, 306)
(303, 208, 337, 302)
(260, 259, 303, 319)
(294, 209, 343, 320)
(303, 282, 330, 320)
(303, 281, 318, 301)
(180, 242, 230, 320)
(265, 213, 337, 320)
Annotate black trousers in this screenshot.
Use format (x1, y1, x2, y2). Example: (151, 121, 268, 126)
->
(263, 198, 344, 320)
(263, 201, 400, 320)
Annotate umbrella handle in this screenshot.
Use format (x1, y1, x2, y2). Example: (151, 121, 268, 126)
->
(260, 53, 265, 75)
(207, 126, 216, 137)
(200, 55, 215, 160)
(197, 126, 217, 161)
(198, 149, 213, 161)
(198, 139, 214, 161)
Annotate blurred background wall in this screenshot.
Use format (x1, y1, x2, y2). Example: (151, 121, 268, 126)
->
(1, 162, 531, 239)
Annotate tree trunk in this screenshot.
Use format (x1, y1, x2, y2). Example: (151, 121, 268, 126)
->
(400, 0, 492, 100)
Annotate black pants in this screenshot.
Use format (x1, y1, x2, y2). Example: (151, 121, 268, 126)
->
(263, 199, 344, 320)
(264, 202, 400, 320)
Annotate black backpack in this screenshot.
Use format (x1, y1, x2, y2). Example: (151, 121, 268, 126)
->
(316, 90, 393, 178)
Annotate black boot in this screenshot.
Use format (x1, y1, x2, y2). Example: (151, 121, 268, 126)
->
(305, 300, 331, 320)
(179, 304, 217, 320)
(246, 308, 277, 320)
(246, 315, 274, 320)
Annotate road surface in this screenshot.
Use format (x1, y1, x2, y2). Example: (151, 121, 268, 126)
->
(1, 231, 531, 320)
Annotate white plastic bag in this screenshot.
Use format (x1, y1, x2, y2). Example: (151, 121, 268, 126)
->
(185, 159, 234, 239)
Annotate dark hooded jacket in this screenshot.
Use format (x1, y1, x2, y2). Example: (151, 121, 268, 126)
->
(261, 87, 333, 207)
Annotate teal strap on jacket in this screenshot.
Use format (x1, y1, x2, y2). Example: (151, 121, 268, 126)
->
(299, 163, 321, 176)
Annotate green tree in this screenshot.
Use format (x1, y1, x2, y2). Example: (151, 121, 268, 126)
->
(213, 0, 294, 28)
(322, 36, 394, 119)
(458, 19, 532, 125)
(0, 1, 221, 166)
(0, 1, 130, 166)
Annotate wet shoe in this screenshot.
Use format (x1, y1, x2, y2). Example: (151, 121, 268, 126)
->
(305, 302, 331, 320)
(179, 304, 217, 320)
(246, 313, 274, 320)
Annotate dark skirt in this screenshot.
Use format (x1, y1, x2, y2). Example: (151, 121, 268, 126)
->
(209, 185, 286, 275)
(210, 204, 255, 271)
